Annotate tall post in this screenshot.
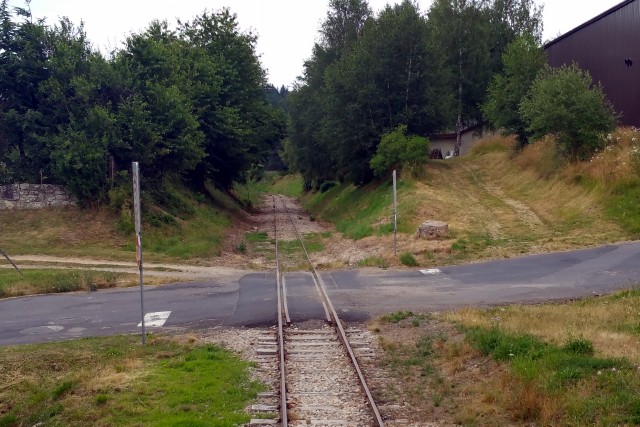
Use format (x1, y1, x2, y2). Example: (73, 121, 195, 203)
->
(132, 162, 145, 345)
(393, 170, 397, 257)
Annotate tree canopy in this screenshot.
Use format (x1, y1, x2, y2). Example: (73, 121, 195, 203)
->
(0, 3, 285, 202)
(286, 0, 543, 189)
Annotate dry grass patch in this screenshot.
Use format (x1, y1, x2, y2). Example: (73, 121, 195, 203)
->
(372, 292, 640, 426)
(0, 207, 127, 258)
(446, 288, 640, 363)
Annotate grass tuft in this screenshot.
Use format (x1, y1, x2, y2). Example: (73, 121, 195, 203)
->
(357, 256, 389, 268)
(399, 252, 418, 267)
(381, 311, 415, 324)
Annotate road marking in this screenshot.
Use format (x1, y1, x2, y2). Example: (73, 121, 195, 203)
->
(138, 311, 171, 327)
(420, 269, 442, 275)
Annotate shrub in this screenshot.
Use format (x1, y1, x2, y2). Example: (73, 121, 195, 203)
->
(370, 125, 429, 177)
(520, 63, 617, 160)
(399, 252, 418, 266)
(483, 33, 546, 147)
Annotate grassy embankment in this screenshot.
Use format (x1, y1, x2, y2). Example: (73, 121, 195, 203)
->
(0, 182, 237, 262)
(0, 335, 264, 426)
(374, 288, 640, 425)
(271, 127, 640, 267)
(0, 182, 244, 297)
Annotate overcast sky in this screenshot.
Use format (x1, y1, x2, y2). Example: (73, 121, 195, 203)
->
(22, 0, 623, 88)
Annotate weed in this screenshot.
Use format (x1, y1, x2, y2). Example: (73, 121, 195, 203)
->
(399, 252, 418, 267)
(52, 381, 74, 399)
(563, 337, 594, 355)
(381, 311, 415, 324)
(236, 241, 247, 254)
(357, 257, 389, 268)
(0, 414, 17, 427)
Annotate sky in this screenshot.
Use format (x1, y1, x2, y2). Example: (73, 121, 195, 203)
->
(20, 0, 624, 88)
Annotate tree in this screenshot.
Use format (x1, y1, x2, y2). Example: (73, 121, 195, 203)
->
(287, 0, 372, 188)
(322, 1, 451, 183)
(483, 33, 545, 146)
(520, 63, 617, 159)
(179, 9, 285, 188)
(370, 125, 429, 177)
(427, 0, 543, 153)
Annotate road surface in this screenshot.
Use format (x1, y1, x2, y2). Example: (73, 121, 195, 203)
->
(1, 242, 638, 346)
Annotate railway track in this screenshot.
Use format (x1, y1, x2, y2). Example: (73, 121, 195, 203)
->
(264, 194, 384, 427)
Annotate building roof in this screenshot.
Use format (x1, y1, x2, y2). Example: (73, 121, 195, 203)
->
(544, 0, 637, 49)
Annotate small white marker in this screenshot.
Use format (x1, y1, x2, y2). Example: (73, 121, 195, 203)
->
(138, 311, 171, 327)
(420, 269, 442, 275)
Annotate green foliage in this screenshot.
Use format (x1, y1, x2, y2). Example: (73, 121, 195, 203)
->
(370, 125, 429, 178)
(520, 64, 617, 160)
(289, 0, 451, 186)
(563, 338, 594, 356)
(483, 33, 546, 146)
(0, 6, 285, 202)
(466, 327, 622, 385)
(604, 183, 640, 236)
(305, 181, 393, 239)
(399, 252, 418, 267)
(0, 336, 263, 426)
(288, 0, 542, 187)
(381, 310, 415, 324)
(428, 0, 543, 125)
(0, 269, 120, 298)
(357, 256, 389, 268)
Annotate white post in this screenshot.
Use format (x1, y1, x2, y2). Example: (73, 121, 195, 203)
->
(132, 162, 145, 345)
(393, 170, 397, 257)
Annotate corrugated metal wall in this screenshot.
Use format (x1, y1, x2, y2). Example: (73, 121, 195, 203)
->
(545, 0, 640, 126)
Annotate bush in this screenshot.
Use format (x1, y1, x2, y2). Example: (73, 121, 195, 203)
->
(520, 63, 617, 160)
(399, 252, 418, 266)
(483, 34, 546, 147)
(370, 125, 429, 177)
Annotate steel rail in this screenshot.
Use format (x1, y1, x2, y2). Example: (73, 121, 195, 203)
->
(273, 195, 288, 427)
(276, 195, 385, 427)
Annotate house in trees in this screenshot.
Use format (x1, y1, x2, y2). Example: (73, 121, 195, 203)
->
(429, 125, 485, 158)
(544, 0, 639, 126)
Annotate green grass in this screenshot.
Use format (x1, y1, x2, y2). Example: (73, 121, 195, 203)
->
(268, 173, 303, 198)
(0, 335, 263, 426)
(381, 310, 415, 324)
(246, 232, 269, 242)
(302, 233, 325, 253)
(399, 252, 418, 267)
(303, 179, 412, 240)
(131, 204, 231, 260)
(233, 173, 303, 208)
(604, 182, 640, 236)
(0, 269, 122, 298)
(357, 256, 389, 268)
(464, 327, 640, 425)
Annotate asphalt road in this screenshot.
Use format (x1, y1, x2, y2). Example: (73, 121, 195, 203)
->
(1, 242, 639, 346)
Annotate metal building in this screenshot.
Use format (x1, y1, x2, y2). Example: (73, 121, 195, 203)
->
(544, 0, 639, 127)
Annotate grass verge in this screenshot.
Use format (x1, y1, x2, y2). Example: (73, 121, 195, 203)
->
(0, 334, 262, 426)
(372, 289, 640, 425)
(0, 269, 169, 299)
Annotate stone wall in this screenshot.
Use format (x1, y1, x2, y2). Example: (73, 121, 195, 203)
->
(0, 184, 76, 210)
